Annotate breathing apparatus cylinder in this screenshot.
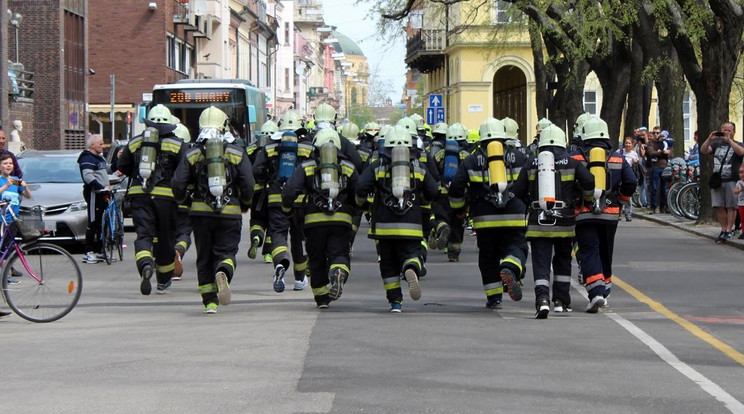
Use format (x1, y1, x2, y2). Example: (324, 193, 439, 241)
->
(589, 147, 606, 208)
(443, 139, 460, 183)
(206, 137, 226, 202)
(319, 142, 339, 200)
(537, 151, 556, 211)
(390, 145, 411, 200)
(139, 127, 159, 189)
(486, 140, 507, 194)
(278, 133, 299, 182)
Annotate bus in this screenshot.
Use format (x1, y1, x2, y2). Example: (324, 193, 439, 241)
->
(147, 79, 268, 147)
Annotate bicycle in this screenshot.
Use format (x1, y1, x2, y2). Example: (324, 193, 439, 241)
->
(99, 187, 124, 265)
(0, 200, 83, 322)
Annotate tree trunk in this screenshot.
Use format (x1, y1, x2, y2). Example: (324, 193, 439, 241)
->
(624, 37, 645, 139)
(529, 22, 549, 120)
(655, 44, 686, 159)
(593, 41, 632, 150)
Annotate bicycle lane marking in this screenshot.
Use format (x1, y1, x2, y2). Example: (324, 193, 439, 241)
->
(572, 277, 744, 413)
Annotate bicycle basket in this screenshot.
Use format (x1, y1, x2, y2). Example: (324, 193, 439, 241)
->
(13, 209, 45, 241)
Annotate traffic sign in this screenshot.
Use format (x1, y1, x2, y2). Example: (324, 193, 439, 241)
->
(429, 94, 443, 108)
(426, 108, 436, 125)
(436, 108, 445, 123)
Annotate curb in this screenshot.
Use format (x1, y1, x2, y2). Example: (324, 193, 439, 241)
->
(632, 211, 744, 251)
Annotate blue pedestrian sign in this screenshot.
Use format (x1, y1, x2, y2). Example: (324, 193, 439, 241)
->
(427, 107, 446, 124)
(436, 108, 445, 123)
(429, 94, 443, 108)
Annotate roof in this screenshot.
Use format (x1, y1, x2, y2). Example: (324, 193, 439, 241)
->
(331, 31, 364, 57)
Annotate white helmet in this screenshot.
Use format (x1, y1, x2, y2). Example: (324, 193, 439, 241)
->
(409, 113, 425, 130)
(313, 128, 342, 149)
(340, 122, 360, 139)
(502, 117, 519, 140)
(260, 120, 279, 135)
(396, 117, 417, 136)
(173, 124, 191, 142)
(432, 122, 449, 135)
(384, 125, 413, 148)
(314, 103, 337, 123)
(581, 116, 610, 140)
(376, 125, 392, 143)
(537, 118, 552, 133)
(479, 117, 507, 142)
(573, 112, 592, 140)
(537, 124, 566, 148)
(147, 104, 174, 124)
(446, 123, 467, 141)
(279, 110, 302, 131)
(199, 106, 228, 131)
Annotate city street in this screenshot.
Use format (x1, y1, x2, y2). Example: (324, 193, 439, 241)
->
(2, 217, 743, 413)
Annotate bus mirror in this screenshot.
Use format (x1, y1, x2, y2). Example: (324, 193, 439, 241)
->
(247, 105, 257, 123)
(138, 105, 147, 123)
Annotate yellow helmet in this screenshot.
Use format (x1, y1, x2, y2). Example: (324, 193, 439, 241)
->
(466, 129, 480, 144)
(199, 106, 228, 131)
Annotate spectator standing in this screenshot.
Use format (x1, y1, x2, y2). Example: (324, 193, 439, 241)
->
(0, 127, 23, 179)
(635, 127, 649, 207)
(646, 127, 671, 214)
(701, 122, 744, 243)
(687, 131, 700, 163)
(77, 134, 110, 264)
(620, 137, 641, 221)
(733, 165, 744, 239)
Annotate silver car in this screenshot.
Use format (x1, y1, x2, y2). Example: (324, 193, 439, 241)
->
(16, 150, 89, 244)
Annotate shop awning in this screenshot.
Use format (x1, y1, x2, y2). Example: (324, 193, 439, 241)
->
(88, 104, 135, 122)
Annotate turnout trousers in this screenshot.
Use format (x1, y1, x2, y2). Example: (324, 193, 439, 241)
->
(175, 204, 193, 257)
(378, 238, 422, 304)
(304, 226, 351, 305)
(475, 227, 528, 302)
(268, 205, 308, 281)
(575, 221, 617, 299)
(130, 196, 177, 285)
(432, 197, 465, 259)
(529, 237, 573, 305)
(191, 215, 242, 306)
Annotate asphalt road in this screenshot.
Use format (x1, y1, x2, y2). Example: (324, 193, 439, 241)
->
(2, 217, 743, 414)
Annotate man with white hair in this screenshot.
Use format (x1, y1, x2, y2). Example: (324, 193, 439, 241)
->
(77, 134, 110, 263)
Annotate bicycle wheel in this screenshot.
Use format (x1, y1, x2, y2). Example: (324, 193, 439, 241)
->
(631, 189, 642, 208)
(666, 182, 686, 218)
(1, 242, 83, 322)
(677, 182, 700, 220)
(115, 208, 124, 262)
(101, 210, 113, 265)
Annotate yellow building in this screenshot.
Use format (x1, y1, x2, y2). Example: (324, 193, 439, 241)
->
(405, 1, 744, 147)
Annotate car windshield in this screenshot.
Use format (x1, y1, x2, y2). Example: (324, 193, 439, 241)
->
(18, 156, 83, 184)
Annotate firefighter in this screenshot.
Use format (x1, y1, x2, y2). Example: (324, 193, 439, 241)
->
(512, 123, 594, 318)
(448, 117, 528, 309)
(570, 115, 637, 312)
(117, 104, 187, 295)
(355, 125, 439, 312)
(409, 113, 430, 150)
(308, 104, 363, 171)
(172, 122, 193, 280)
(357, 121, 380, 164)
(171, 106, 254, 314)
(281, 128, 358, 308)
(246, 120, 278, 261)
(431, 122, 471, 261)
(253, 111, 315, 292)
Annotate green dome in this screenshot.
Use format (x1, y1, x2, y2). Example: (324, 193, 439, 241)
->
(331, 30, 364, 57)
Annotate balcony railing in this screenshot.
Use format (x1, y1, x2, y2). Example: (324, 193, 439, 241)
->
(405, 30, 446, 73)
(7, 66, 34, 100)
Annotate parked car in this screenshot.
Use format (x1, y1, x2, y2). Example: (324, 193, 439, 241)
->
(16, 150, 123, 245)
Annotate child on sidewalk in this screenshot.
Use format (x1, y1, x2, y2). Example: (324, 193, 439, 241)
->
(733, 165, 744, 239)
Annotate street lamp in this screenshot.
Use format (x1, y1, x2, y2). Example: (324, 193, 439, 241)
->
(7, 9, 23, 63)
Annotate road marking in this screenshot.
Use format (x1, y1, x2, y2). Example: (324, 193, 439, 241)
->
(613, 276, 744, 367)
(572, 279, 744, 413)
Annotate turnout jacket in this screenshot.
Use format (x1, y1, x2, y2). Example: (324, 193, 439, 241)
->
(355, 152, 439, 240)
(431, 141, 471, 193)
(118, 132, 186, 200)
(512, 146, 595, 238)
(281, 156, 358, 229)
(570, 141, 638, 223)
(171, 142, 255, 218)
(252, 140, 314, 208)
(448, 143, 528, 229)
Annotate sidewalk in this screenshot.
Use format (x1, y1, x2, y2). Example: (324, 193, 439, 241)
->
(632, 208, 744, 250)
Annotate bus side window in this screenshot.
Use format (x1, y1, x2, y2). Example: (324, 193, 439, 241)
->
(247, 105, 257, 123)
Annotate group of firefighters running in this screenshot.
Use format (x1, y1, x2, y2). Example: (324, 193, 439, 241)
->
(115, 102, 636, 317)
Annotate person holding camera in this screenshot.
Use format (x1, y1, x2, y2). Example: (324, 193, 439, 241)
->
(700, 122, 744, 243)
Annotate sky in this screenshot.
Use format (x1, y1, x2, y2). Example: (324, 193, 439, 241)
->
(321, 0, 407, 104)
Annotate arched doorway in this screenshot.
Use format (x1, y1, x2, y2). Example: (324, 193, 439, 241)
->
(492, 66, 527, 144)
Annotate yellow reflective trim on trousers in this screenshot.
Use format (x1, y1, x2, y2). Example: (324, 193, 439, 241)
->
(305, 212, 352, 226)
(268, 194, 282, 204)
(176, 241, 188, 250)
(199, 283, 218, 294)
(157, 262, 175, 273)
(472, 220, 527, 229)
(403, 257, 421, 269)
(293, 260, 307, 272)
(253, 183, 264, 191)
(329, 263, 350, 274)
(272, 245, 288, 257)
(135, 250, 154, 261)
(313, 285, 331, 296)
(190, 202, 242, 215)
(371, 227, 423, 238)
(249, 224, 264, 233)
(220, 258, 235, 272)
(127, 186, 175, 198)
(527, 230, 575, 238)
(501, 255, 523, 273)
(384, 281, 401, 290)
(485, 287, 504, 296)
